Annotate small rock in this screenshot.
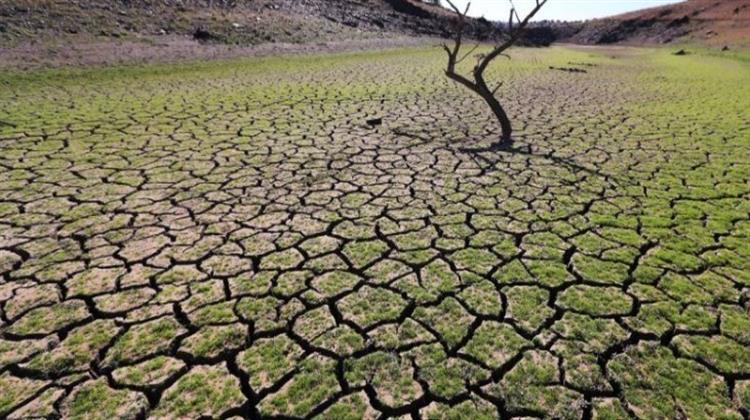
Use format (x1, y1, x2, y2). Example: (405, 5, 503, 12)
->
(193, 27, 214, 42)
(232, 23, 241, 29)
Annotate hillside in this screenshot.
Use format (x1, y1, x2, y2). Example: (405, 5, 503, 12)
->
(568, 0, 750, 47)
(5, 0, 747, 69)
(0, 0, 507, 68)
(0, 0, 497, 45)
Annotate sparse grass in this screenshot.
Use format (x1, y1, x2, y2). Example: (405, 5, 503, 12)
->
(0, 45, 749, 418)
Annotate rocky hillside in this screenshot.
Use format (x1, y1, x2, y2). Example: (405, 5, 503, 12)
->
(567, 0, 750, 47)
(0, 0, 498, 45)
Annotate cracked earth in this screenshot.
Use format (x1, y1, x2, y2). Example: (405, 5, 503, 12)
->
(1, 46, 749, 419)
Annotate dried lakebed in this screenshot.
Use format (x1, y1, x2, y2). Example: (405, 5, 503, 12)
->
(1, 46, 749, 418)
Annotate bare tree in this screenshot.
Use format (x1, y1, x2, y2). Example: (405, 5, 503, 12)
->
(442, 0, 548, 146)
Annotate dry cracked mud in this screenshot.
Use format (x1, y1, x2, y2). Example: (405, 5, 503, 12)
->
(1, 46, 749, 419)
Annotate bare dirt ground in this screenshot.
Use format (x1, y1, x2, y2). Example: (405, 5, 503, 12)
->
(0, 34, 439, 70)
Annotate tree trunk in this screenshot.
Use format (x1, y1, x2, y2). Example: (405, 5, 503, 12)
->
(474, 74, 512, 145)
(480, 91, 512, 144)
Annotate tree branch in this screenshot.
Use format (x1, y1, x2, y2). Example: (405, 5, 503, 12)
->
(440, 0, 548, 144)
(475, 0, 547, 77)
(444, 0, 476, 85)
(456, 44, 480, 64)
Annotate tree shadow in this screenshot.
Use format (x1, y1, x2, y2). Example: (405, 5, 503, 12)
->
(393, 127, 633, 189)
(462, 140, 640, 190)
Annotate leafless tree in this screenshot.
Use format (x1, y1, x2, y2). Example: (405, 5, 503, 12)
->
(442, 0, 548, 146)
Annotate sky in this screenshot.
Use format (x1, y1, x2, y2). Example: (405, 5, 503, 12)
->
(444, 0, 685, 22)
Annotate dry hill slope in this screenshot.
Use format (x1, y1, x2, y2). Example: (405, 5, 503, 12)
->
(569, 0, 750, 47)
(0, 0, 504, 67)
(0, 0, 496, 45)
